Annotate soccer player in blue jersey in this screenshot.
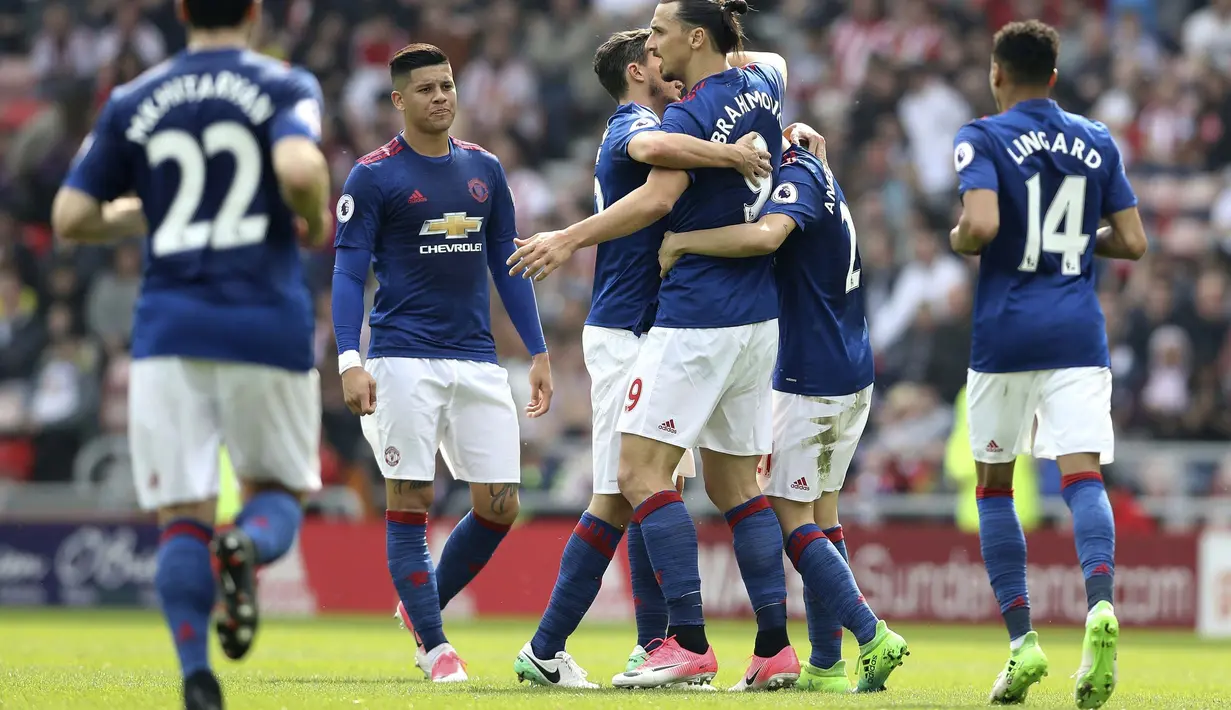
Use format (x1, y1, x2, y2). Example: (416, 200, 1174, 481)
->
(331, 44, 551, 684)
(659, 139, 910, 694)
(950, 20, 1147, 709)
(512, 28, 776, 689)
(509, 0, 797, 690)
(51, 1, 331, 708)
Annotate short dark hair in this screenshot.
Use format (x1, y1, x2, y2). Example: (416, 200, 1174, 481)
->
(594, 29, 652, 101)
(183, 0, 253, 30)
(664, 0, 749, 55)
(992, 20, 1060, 86)
(389, 44, 450, 88)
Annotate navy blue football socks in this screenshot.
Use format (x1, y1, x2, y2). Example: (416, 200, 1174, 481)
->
(787, 523, 879, 646)
(802, 525, 851, 667)
(436, 511, 511, 610)
(632, 490, 707, 653)
(1061, 471, 1116, 609)
(726, 496, 791, 656)
(530, 512, 623, 658)
(236, 490, 303, 565)
(156, 519, 216, 678)
(627, 519, 668, 649)
(386, 511, 447, 651)
(977, 487, 1033, 641)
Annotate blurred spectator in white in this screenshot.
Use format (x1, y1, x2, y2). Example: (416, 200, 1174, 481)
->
(30, 2, 97, 88)
(1182, 0, 1231, 72)
(897, 67, 972, 211)
(96, 2, 166, 68)
(459, 29, 543, 147)
(871, 222, 967, 353)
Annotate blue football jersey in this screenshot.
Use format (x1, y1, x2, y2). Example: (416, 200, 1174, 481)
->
(63, 48, 324, 372)
(587, 103, 666, 336)
(955, 98, 1138, 373)
(655, 63, 785, 328)
(333, 135, 525, 363)
(766, 146, 874, 397)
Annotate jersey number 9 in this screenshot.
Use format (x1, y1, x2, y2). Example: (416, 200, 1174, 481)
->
(742, 133, 772, 223)
(146, 121, 268, 257)
(1020, 173, 1090, 276)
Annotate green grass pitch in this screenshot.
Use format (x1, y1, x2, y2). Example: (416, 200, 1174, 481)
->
(3, 610, 1230, 709)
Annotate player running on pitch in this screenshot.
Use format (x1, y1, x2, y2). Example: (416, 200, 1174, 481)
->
(509, 0, 798, 691)
(513, 27, 789, 689)
(950, 20, 1146, 709)
(53, 1, 332, 707)
(332, 44, 552, 684)
(659, 137, 909, 693)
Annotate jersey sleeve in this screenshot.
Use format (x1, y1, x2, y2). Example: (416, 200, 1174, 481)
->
(270, 67, 324, 144)
(607, 112, 664, 163)
(333, 163, 382, 250)
(762, 161, 822, 232)
(660, 102, 708, 141)
(1101, 134, 1138, 216)
(953, 123, 998, 194)
(485, 162, 548, 356)
(62, 98, 133, 202)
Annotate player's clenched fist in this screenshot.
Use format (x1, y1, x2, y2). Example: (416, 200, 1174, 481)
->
(507, 230, 575, 281)
(341, 368, 378, 415)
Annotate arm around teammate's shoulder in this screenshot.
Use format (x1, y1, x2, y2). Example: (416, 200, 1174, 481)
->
(626, 130, 769, 182)
(659, 213, 795, 277)
(1097, 207, 1148, 261)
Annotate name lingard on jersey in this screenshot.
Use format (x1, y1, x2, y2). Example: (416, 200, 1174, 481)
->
(125, 72, 275, 145)
(707, 90, 782, 143)
(1005, 130, 1103, 169)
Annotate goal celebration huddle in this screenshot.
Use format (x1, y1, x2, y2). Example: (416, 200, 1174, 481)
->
(52, 0, 1146, 708)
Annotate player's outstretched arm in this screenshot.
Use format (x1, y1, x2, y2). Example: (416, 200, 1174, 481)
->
(507, 167, 690, 281)
(273, 136, 331, 247)
(627, 130, 769, 181)
(951, 188, 1000, 255)
(1096, 207, 1148, 260)
(659, 213, 795, 277)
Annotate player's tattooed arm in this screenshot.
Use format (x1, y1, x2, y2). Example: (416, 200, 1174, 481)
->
(951, 189, 1000, 255)
(659, 213, 796, 276)
(51, 191, 147, 243)
(1095, 207, 1148, 261)
(627, 130, 770, 181)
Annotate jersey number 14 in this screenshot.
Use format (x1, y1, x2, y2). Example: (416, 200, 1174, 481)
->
(146, 121, 269, 257)
(1020, 173, 1090, 276)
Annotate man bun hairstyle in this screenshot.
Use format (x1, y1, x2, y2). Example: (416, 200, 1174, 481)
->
(389, 43, 450, 88)
(594, 29, 652, 102)
(992, 20, 1060, 86)
(668, 0, 749, 55)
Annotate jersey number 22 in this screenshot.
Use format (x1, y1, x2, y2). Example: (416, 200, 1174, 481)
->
(1020, 173, 1089, 276)
(146, 121, 269, 257)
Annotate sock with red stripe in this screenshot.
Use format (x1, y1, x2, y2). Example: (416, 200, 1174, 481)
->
(155, 519, 215, 678)
(1061, 471, 1116, 609)
(436, 510, 511, 610)
(633, 489, 707, 654)
(977, 487, 1032, 640)
(236, 490, 303, 564)
(803, 525, 849, 667)
(386, 511, 447, 651)
(627, 520, 668, 649)
(530, 512, 623, 658)
(787, 523, 878, 646)
(725, 496, 791, 656)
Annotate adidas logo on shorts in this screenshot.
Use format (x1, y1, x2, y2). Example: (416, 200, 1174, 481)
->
(658, 419, 677, 434)
(790, 477, 810, 491)
(985, 440, 1002, 453)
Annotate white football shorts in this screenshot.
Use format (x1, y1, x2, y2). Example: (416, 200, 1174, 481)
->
(129, 357, 322, 511)
(967, 366, 1114, 465)
(616, 320, 777, 456)
(360, 356, 521, 483)
(583, 325, 695, 496)
(760, 384, 874, 502)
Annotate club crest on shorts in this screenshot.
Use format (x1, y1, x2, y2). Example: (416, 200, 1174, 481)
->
(384, 446, 401, 467)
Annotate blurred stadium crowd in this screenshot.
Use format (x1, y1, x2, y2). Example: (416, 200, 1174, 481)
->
(0, 0, 1227, 519)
